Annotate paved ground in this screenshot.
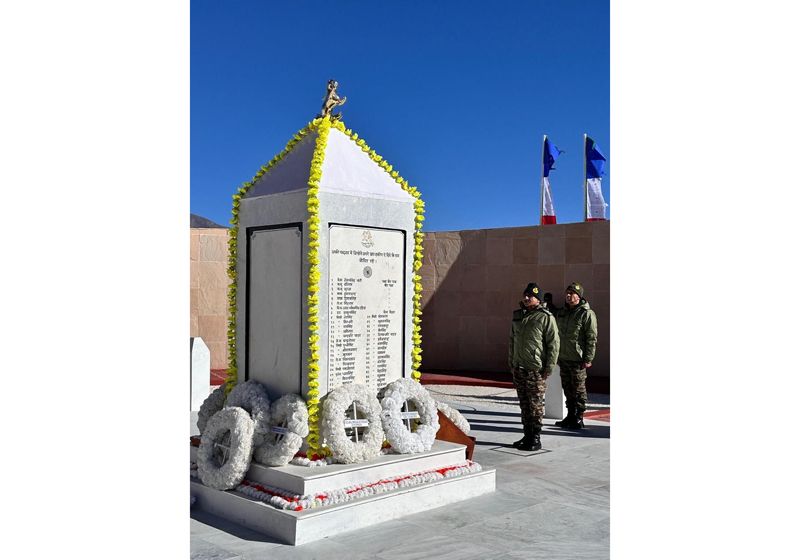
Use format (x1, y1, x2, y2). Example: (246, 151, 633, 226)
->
(191, 389, 610, 559)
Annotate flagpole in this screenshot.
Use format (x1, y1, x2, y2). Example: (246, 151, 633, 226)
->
(583, 133, 588, 222)
(540, 135, 546, 226)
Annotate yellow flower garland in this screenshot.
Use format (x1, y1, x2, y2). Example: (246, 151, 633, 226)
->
(304, 117, 330, 458)
(225, 116, 426, 459)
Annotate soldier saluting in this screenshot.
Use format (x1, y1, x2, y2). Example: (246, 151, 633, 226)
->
(509, 282, 560, 451)
(555, 282, 598, 430)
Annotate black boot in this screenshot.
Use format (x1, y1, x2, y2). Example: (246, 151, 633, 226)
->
(519, 428, 542, 451)
(555, 405, 575, 428)
(566, 409, 585, 430)
(512, 426, 531, 448)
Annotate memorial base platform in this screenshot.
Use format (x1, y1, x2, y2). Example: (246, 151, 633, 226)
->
(190, 440, 496, 545)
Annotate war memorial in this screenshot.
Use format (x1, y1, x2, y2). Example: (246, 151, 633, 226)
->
(189, 83, 496, 545)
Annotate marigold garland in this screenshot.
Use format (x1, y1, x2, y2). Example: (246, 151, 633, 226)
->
(304, 117, 331, 459)
(224, 115, 426, 460)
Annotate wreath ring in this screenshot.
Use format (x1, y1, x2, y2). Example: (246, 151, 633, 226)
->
(321, 384, 385, 464)
(380, 378, 440, 454)
(224, 381, 271, 446)
(253, 394, 310, 467)
(196, 382, 230, 435)
(197, 407, 255, 491)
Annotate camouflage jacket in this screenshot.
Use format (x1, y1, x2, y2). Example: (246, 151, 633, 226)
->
(508, 303, 560, 374)
(555, 299, 598, 363)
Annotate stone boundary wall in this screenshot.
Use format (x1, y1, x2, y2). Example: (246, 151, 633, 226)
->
(189, 221, 610, 383)
(190, 228, 233, 369)
(419, 221, 610, 383)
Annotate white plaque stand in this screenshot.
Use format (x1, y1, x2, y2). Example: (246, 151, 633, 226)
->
(190, 337, 210, 411)
(544, 364, 567, 420)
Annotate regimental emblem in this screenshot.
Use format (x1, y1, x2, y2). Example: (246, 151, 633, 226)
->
(575, 284, 581, 290)
(533, 287, 539, 294)
(361, 230, 374, 248)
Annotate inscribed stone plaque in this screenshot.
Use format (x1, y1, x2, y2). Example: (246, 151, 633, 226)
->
(328, 225, 405, 393)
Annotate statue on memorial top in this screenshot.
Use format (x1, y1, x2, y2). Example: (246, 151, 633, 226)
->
(318, 79, 347, 121)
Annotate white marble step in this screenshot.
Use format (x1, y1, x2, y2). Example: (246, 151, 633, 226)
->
(190, 439, 469, 495)
(190, 465, 495, 545)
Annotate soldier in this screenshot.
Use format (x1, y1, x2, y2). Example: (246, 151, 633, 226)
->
(554, 282, 598, 430)
(509, 282, 560, 451)
(543, 292, 560, 315)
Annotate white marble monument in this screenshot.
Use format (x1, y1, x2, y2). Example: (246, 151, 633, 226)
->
(191, 106, 494, 545)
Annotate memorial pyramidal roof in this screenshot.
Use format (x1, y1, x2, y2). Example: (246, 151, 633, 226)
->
(243, 121, 416, 203)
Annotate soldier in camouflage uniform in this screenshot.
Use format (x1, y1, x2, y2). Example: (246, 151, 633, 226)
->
(555, 282, 598, 430)
(509, 282, 560, 451)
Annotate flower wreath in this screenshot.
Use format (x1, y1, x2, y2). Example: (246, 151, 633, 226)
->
(224, 381, 271, 446)
(253, 394, 309, 467)
(380, 378, 439, 454)
(197, 407, 255, 491)
(321, 384, 384, 464)
(435, 401, 471, 434)
(196, 382, 231, 435)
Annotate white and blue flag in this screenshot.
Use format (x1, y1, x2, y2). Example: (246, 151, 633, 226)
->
(585, 136, 608, 221)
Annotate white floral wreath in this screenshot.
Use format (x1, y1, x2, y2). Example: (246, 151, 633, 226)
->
(253, 394, 309, 467)
(380, 378, 440, 454)
(435, 400, 471, 434)
(197, 382, 230, 435)
(224, 381, 271, 446)
(197, 407, 255, 491)
(321, 384, 385, 464)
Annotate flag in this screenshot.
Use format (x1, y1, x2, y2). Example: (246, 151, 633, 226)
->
(585, 136, 608, 221)
(541, 137, 563, 225)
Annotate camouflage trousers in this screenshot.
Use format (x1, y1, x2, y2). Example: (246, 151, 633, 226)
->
(512, 368, 546, 430)
(559, 360, 588, 412)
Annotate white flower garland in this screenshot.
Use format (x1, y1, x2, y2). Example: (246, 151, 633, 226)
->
(231, 460, 482, 511)
(435, 401, 471, 434)
(380, 378, 440, 454)
(253, 394, 309, 467)
(321, 384, 385, 464)
(197, 407, 255, 491)
(224, 381, 271, 446)
(196, 382, 230, 434)
(290, 455, 335, 467)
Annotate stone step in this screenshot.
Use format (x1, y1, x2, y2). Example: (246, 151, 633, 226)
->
(190, 463, 495, 545)
(190, 439, 469, 495)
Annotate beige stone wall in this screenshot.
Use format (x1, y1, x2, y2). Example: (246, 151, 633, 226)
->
(419, 221, 610, 380)
(188, 221, 611, 381)
(190, 228, 233, 369)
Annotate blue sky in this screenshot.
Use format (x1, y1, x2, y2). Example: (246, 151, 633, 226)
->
(191, 0, 609, 231)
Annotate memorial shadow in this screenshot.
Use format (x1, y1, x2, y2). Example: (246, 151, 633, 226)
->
(469, 424, 523, 434)
(467, 418, 526, 426)
(443, 395, 520, 403)
(468, 423, 609, 441)
(458, 410, 522, 418)
(542, 425, 611, 439)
